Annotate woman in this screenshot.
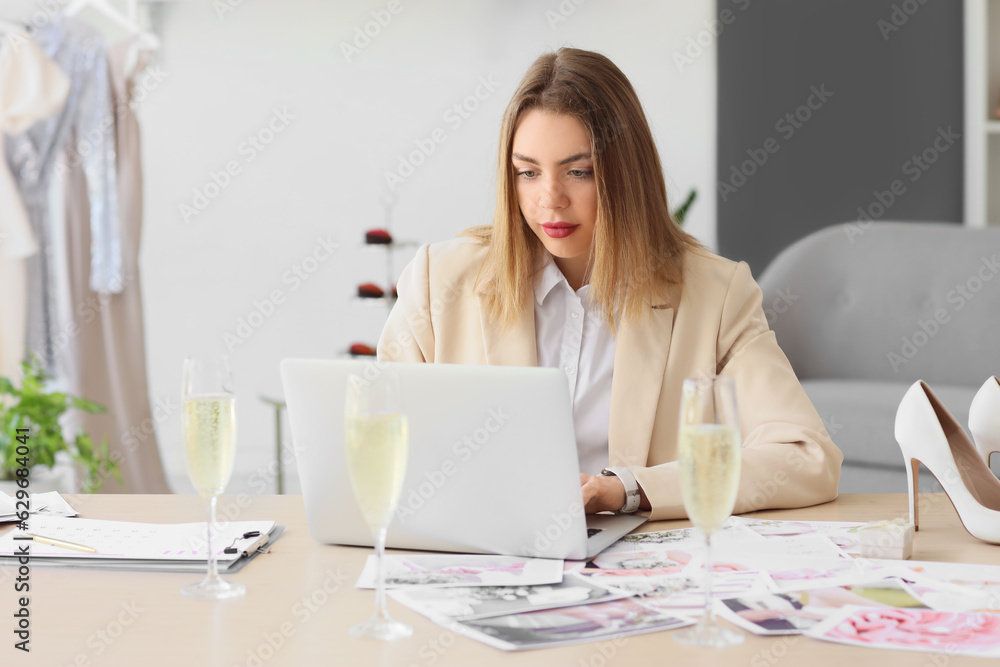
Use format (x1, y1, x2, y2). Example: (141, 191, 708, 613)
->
(378, 48, 842, 520)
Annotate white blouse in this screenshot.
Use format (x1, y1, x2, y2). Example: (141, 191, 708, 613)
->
(533, 260, 617, 476)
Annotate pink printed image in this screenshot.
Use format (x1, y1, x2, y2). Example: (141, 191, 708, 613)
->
(826, 609, 1000, 653)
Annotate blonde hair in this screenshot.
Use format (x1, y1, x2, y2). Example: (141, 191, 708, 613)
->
(464, 47, 701, 334)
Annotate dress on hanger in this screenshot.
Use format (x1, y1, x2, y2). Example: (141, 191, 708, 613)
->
(61, 37, 169, 493)
(0, 33, 70, 381)
(4, 17, 123, 376)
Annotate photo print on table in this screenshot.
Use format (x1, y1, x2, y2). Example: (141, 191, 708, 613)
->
(388, 573, 632, 621)
(451, 598, 695, 651)
(806, 607, 1000, 658)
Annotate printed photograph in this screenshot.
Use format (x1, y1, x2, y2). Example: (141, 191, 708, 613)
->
(455, 598, 694, 651)
(388, 573, 630, 621)
(721, 579, 928, 636)
(808, 607, 1000, 658)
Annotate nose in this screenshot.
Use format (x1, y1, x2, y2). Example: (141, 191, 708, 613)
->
(537, 177, 568, 210)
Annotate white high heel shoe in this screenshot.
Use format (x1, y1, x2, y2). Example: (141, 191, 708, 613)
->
(969, 376, 1000, 468)
(894, 380, 1000, 544)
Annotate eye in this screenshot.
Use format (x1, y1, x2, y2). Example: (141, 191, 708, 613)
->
(569, 169, 593, 179)
(516, 170, 537, 179)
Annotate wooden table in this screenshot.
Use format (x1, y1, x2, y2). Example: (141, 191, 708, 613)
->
(1, 493, 997, 666)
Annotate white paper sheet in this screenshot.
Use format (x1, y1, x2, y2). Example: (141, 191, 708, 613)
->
(0, 491, 78, 521)
(0, 515, 274, 561)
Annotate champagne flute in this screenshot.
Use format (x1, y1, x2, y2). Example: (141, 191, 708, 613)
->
(344, 369, 412, 640)
(181, 356, 245, 599)
(674, 375, 744, 647)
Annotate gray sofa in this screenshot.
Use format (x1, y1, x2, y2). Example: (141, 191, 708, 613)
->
(756, 222, 1000, 493)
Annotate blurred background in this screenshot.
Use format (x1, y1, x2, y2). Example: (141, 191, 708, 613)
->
(0, 0, 994, 496)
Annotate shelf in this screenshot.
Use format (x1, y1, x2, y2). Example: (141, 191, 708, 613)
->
(361, 241, 420, 250)
(353, 296, 397, 306)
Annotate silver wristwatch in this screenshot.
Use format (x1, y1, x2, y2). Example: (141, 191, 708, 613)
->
(600, 467, 641, 514)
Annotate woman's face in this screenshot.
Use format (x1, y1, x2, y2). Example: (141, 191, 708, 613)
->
(512, 109, 598, 286)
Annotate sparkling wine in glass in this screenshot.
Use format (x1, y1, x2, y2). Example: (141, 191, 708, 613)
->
(345, 370, 411, 640)
(674, 375, 743, 647)
(181, 356, 245, 600)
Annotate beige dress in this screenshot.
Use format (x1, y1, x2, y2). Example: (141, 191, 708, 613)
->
(62, 38, 168, 493)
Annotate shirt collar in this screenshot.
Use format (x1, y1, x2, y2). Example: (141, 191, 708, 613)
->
(534, 259, 564, 306)
(535, 259, 591, 306)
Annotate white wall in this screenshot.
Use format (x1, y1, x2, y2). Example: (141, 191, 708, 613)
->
(137, 0, 718, 493)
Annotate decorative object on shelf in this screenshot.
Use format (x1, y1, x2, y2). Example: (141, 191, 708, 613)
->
(347, 193, 417, 356)
(357, 282, 385, 299)
(365, 228, 393, 244)
(0, 354, 121, 492)
(349, 343, 378, 357)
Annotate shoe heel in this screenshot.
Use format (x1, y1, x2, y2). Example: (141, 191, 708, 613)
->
(905, 458, 920, 531)
(970, 376, 1000, 468)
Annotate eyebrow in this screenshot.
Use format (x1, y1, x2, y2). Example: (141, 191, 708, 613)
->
(511, 152, 593, 166)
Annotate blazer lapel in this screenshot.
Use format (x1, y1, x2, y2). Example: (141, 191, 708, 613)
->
(609, 305, 674, 467)
(478, 293, 538, 366)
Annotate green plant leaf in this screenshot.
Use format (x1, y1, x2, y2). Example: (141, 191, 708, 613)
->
(0, 352, 118, 491)
(70, 397, 107, 414)
(672, 189, 697, 226)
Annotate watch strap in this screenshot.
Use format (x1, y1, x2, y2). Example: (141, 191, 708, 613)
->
(600, 466, 641, 514)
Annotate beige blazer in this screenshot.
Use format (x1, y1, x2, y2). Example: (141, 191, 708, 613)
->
(378, 238, 843, 520)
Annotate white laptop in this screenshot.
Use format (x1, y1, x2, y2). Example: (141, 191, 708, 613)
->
(280, 359, 646, 560)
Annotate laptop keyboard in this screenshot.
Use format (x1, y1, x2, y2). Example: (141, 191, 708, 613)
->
(587, 528, 603, 538)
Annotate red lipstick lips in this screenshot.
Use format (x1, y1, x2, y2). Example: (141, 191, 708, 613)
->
(541, 222, 579, 239)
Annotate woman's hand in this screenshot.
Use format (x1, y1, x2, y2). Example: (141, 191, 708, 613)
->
(580, 473, 627, 514)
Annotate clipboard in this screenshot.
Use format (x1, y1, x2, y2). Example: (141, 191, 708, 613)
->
(0, 517, 285, 573)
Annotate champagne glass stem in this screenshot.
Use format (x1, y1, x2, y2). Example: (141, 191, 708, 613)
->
(701, 533, 714, 628)
(374, 526, 389, 621)
(206, 495, 219, 583)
